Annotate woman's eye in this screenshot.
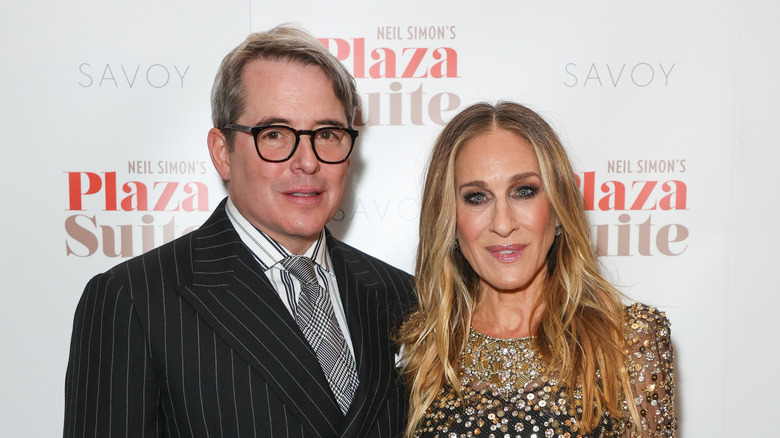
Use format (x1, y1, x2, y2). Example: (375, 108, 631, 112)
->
(514, 185, 538, 199)
(464, 192, 488, 205)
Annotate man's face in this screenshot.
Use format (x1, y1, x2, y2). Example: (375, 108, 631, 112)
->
(209, 58, 351, 254)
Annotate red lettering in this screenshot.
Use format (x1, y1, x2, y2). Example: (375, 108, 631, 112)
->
(580, 171, 595, 210)
(105, 172, 117, 210)
(659, 180, 687, 210)
(353, 37, 365, 78)
(66, 171, 118, 211)
(318, 37, 365, 78)
(67, 172, 102, 211)
(153, 181, 180, 211)
(598, 181, 626, 210)
(369, 48, 397, 78)
(429, 47, 458, 78)
(318, 36, 457, 79)
(630, 181, 658, 210)
(578, 171, 687, 211)
(65, 171, 210, 212)
(120, 181, 148, 211)
(402, 48, 428, 78)
(181, 182, 209, 212)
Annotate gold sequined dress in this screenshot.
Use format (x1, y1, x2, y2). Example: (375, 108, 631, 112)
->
(414, 303, 675, 437)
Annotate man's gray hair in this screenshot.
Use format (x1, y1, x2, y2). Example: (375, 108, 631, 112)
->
(211, 25, 361, 149)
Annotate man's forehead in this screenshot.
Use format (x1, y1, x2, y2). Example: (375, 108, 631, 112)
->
(239, 59, 348, 124)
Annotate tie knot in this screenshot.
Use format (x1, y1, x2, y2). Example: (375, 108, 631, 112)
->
(281, 256, 318, 285)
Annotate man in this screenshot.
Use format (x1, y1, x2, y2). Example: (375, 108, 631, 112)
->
(64, 26, 415, 438)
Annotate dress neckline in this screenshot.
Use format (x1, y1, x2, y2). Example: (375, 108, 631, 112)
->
(459, 326, 546, 394)
(469, 326, 536, 342)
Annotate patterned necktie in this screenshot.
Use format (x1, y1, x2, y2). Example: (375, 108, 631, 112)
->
(281, 255, 359, 414)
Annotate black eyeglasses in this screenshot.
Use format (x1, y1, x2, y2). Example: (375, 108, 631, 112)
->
(222, 124, 358, 164)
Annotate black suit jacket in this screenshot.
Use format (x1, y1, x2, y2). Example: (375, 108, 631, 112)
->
(64, 199, 416, 437)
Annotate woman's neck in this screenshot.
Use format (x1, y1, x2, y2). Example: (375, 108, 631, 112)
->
(471, 286, 545, 339)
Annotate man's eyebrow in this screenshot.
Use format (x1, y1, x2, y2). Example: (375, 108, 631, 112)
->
(315, 119, 347, 128)
(255, 117, 289, 126)
(253, 117, 347, 128)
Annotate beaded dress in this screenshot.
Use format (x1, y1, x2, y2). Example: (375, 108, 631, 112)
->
(414, 303, 675, 437)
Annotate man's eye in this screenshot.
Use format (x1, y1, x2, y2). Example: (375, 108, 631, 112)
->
(259, 128, 290, 141)
(316, 129, 344, 142)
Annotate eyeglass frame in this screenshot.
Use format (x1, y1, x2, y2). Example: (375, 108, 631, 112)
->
(221, 123, 358, 164)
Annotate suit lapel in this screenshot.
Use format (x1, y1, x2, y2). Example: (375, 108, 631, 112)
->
(327, 233, 397, 437)
(177, 202, 342, 437)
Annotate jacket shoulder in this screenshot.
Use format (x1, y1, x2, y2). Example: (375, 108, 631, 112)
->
(326, 234, 416, 307)
(99, 203, 234, 285)
(327, 236, 412, 280)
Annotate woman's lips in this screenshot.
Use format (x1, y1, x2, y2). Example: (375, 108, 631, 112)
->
(486, 244, 526, 263)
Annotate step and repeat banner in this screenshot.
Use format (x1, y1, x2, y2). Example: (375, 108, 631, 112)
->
(1, 0, 777, 436)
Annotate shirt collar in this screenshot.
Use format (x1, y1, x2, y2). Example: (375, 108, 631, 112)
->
(225, 197, 332, 273)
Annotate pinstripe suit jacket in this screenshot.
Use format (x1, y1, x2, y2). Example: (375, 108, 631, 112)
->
(64, 199, 416, 438)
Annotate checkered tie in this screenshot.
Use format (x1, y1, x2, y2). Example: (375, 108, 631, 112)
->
(281, 255, 359, 414)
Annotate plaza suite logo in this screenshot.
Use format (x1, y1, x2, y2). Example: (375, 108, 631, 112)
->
(315, 25, 460, 224)
(65, 160, 213, 258)
(580, 159, 689, 257)
(563, 60, 686, 256)
(318, 25, 461, 126)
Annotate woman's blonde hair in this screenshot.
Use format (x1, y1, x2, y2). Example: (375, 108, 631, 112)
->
(397, 101, 639, 436)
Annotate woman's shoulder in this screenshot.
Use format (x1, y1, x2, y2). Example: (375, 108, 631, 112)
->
(623, 302, 673, 357)
(624, 302, 671, 334)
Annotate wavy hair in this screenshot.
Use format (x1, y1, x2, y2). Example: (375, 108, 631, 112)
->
(397, 101, 640, 436)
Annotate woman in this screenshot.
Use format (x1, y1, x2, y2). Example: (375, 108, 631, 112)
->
(398, 102, 675, 437)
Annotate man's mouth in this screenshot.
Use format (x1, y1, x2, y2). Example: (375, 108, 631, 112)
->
(289, 191, 320, 197)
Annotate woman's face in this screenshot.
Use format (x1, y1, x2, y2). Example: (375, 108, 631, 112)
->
(455, 129, 558, 297)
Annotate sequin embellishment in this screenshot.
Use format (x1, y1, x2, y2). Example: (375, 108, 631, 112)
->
(413, 303, 676, 438)
(459, 329, 545, 394)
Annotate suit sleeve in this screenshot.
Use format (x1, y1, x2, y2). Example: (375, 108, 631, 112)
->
(64, 272, 163, 438)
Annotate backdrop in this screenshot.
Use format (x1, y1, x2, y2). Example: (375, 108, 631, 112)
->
(1, 1, 778, 436)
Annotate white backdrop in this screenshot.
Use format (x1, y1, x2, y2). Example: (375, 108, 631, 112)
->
(1, 1, 778, 436)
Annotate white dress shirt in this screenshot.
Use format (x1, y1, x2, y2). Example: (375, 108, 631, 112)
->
(225, 198, 355, 354)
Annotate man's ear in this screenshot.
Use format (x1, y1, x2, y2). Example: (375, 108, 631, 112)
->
(207, 127, 231, 182)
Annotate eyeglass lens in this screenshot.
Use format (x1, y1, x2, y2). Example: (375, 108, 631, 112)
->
(256, 126, 352, 162)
